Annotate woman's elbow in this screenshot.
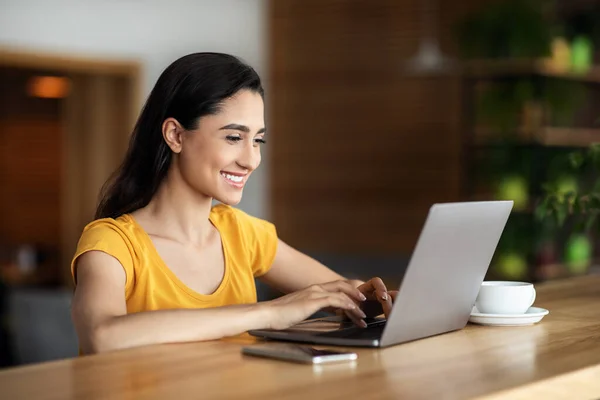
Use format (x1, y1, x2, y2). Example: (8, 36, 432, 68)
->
(86, 323, 113, 354)
(79, 320, 122, 355)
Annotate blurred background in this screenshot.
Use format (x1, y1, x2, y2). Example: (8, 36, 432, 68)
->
(1, 0, 600, 368)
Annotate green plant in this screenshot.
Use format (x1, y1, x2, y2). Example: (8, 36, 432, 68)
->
(455, 0, 600, 280)
(536, 144, 600, 231)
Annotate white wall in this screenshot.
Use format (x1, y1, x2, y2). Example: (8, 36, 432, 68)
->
(0, 0, 270, 219)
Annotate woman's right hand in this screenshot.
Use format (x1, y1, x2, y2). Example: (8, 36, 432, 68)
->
(262, 280, 367, 330)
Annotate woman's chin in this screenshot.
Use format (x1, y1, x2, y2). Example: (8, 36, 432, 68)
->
(213, 193, 242, 206)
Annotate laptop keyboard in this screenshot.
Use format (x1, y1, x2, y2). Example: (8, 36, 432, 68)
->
(317, 319, 386, 340)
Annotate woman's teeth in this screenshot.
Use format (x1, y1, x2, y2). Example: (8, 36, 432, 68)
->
(221, 173, 243, 183)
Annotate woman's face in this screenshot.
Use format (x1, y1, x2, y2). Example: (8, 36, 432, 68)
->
(168, 89, 265, 205)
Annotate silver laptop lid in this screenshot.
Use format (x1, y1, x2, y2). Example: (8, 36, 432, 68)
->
(380, 201, 513, 347)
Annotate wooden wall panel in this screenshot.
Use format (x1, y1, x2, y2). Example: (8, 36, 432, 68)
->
(0, 118, 61, 248)
(0, 67, 62, 250)
(269, 0, 481, 254)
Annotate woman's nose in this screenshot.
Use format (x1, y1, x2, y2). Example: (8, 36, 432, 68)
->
(237, 143, 261, 171)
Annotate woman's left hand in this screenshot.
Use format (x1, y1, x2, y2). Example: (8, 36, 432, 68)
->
(355, 277, 398, 319)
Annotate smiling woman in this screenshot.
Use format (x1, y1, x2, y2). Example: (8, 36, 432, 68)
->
(70, 53, 396, 355)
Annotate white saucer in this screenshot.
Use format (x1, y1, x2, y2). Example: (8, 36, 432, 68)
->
(469, 306, 549, 326)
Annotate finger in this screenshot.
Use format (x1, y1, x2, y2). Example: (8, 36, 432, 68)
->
(345, 303, 367, 320)
(326, 291, 366, 325)
(312, 293, 357, 313)
(371, 277, 389, 301)
(311, 291, 367, 324)
(330, 292, 367, 325)
(344, 310, 367, 328)
(312, 289, 357, 303)
(381, 294, 393, 318)
(383, 290, 399, 319)
(320, 280, 366, 303)
(359, 277, 389, 302)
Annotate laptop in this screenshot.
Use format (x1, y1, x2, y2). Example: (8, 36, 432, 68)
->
(249, 201, 513, 348)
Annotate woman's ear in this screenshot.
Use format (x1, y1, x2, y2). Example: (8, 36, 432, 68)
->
(162, 118, 184, 153)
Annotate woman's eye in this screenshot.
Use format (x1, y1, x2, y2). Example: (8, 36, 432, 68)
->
(226, 136, 242, 142)
(254, 138, 266, 144)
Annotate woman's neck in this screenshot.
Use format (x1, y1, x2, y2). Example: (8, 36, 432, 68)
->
(137, 167, 214, 246)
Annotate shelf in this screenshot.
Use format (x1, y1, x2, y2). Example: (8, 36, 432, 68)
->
(473, 127, 600, 148)
(462, 59, 600, 84)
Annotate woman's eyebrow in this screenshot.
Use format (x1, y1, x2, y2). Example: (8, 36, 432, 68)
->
(219, 123, 266, 134)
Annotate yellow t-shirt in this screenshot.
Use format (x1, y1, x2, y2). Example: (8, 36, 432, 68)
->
(71, 204, 278, 313)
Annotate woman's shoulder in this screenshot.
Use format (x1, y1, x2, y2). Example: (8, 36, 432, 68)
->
(73, 215, 138, 290)
(82, 214, 135, 233)
(78, 214, 141, 248)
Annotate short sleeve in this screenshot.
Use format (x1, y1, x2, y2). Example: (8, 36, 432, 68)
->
(71, 219, 135, 293)
(229, 208, 279, 277)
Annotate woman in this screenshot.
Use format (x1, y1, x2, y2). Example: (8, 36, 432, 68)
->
(71, 52, 396, 354)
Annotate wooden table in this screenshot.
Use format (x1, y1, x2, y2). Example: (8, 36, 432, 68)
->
(2, 276, 600, 399)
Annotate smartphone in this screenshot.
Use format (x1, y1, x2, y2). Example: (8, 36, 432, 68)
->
(241, 343, 358, 364)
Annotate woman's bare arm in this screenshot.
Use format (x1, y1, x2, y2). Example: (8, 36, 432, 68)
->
(71, 250, 358, 354)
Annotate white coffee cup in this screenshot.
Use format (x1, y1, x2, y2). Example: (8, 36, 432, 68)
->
(475, 281, 536, 314)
